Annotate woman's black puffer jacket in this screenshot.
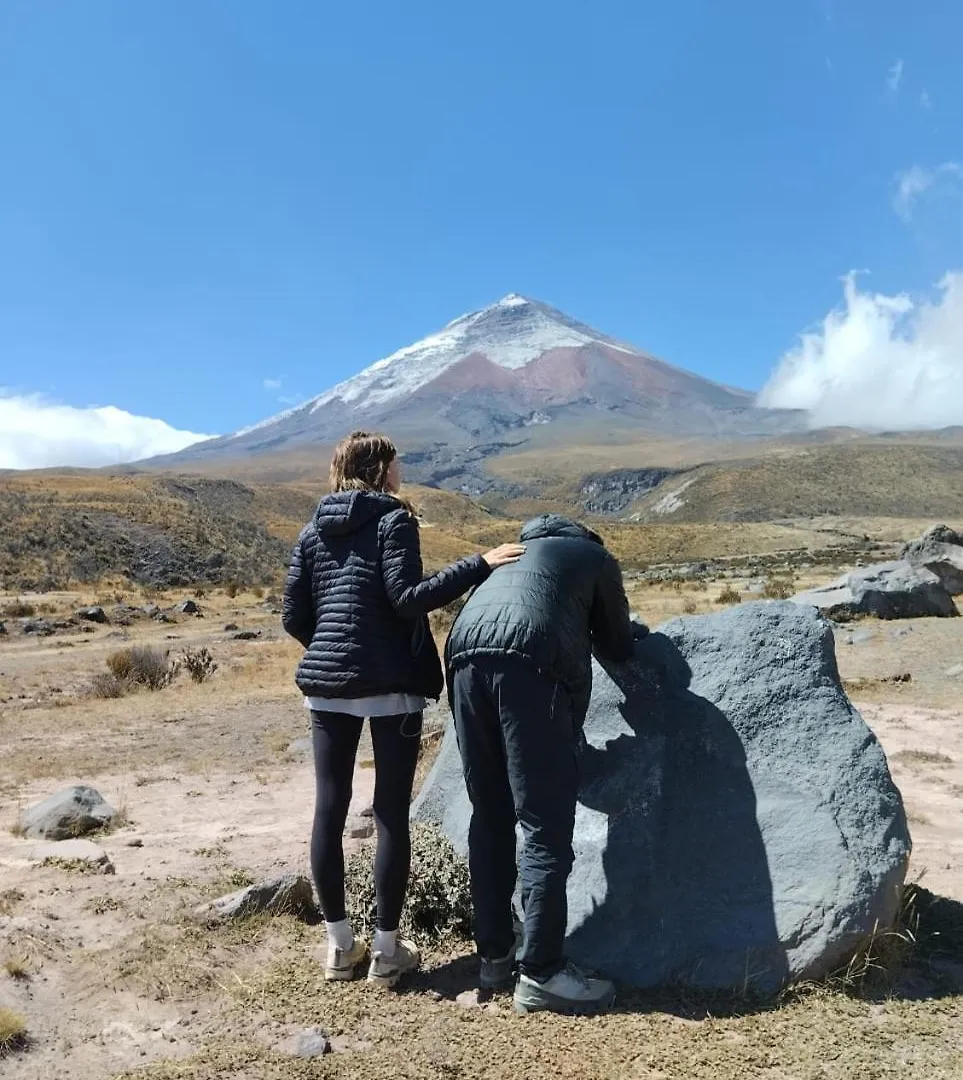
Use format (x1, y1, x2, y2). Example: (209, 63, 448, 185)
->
(282, 490, 489, 700)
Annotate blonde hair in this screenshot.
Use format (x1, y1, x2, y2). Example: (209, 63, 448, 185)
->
(329, 430, 397, 494)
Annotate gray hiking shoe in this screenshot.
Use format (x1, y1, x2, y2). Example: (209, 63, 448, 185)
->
(479, 921, 524, 991)
(513, 961, 616, 1016)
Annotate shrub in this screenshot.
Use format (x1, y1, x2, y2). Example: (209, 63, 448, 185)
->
(3, 599, 35, 618)
(762, 577, 795, 600)
(106, 646, 174, 690)
(682, 597, 698, 615)
(181, 646, 218, 684)
(345, 822, 472, 944)
(251, 585, 264, 600)
(88, 672, 128, 699)
(224, 582, 240, 599)
(716, 586, 742, 606)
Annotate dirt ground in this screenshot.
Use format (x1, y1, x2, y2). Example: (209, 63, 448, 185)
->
(1, 577, 961, 1079)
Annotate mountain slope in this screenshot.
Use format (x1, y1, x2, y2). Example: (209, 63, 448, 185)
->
(164, 294, 802, 470)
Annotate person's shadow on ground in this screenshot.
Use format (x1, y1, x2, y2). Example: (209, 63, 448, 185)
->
(566, 633, 791, 996)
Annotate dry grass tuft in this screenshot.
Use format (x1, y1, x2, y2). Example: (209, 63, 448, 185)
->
(716, 585, 742, 605)
(107, 646, 175, 690)
(88, 671, 129, 699)
(891, 749, 954, 768)
(3, 956, 29, 980)
(0, 1007, 27, 1055)
(762, 577, 795, 600)
(0, 889, 24, 916)
(2, 598, 35, 618)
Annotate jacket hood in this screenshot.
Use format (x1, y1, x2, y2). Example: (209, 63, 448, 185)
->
(519, 514, 603, 546)
(314, 490, 403, 537)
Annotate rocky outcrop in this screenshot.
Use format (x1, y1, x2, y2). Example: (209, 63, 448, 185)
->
(19, 786, 115, 841)
(413, 602, 910, 993)
(901, 524, 963, 595)
(792, 560, 958, 620)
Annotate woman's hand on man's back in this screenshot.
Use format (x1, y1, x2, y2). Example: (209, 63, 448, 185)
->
(482, 543, 526, 569)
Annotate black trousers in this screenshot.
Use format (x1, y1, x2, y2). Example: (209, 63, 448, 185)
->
(310, 710, 423, 931)
(449, 656, 578, 981)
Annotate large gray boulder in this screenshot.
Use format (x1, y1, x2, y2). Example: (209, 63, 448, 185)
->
(413, 602, 910, 994)
(19, 785, 115, 840)
(792, 560, 958, 619)
(901, 524, 963, 595)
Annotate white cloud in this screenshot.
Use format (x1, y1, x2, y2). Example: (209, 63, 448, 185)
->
(758, 273, 963, 430)
(893, 162, 962, 222)
(920, 88, 933, 110)
(0, 393, 213, 470)
(886, 58, 904, 93)
(263, 377, 283, 391)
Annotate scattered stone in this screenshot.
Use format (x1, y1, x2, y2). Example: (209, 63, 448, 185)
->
(28, 838, 115, 874)
(21, 618, 55, 636)
(152, 612, 174, 624)
(901, 524, 963, 595)
(414, 602, 910, 994)
(126, 838, 145, 848)
(143, 604, 161, 618)
(347, 817, 374, 840)
(232, 630, 261, 641)
(455, 990, 483, 1009)
(223, 623, 239, 631)
(19, 785, 115, 840)
(196, 873, 315, 921)
(792, 560, 958, 620)
(176, 600, 202, 616)
(851, 628, 876, 644)
(295, 1028, 331, 1058)
(0, 620, 6, 635)
(947, 664, 963, 679)
(890, 626, 914, 639)
(77, 606, 109, 624)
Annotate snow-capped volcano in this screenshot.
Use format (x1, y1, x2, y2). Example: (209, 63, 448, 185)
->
(234, 294, 637, 438)
(165, 293, 801, 473)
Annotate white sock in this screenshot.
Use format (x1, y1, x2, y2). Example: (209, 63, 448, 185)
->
(326, 919, 353, 953)
(373, 928, 398, 957)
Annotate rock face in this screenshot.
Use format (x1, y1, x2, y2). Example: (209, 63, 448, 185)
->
(792, 560, 958, 620)
(413, 602, 910, 993)
(77, 605, 109, 624)
(197, 873, 315, 921)
(19, 785, 115, 840)
(901, 524, 963, 595)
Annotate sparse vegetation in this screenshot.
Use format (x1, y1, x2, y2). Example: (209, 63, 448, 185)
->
(88, 671, 129, 699)
(716, 585, 742, 605)
(891, 749, 954, 767)
(682, 597, 698, 614)
(762, 576, 795, 600)
(224, 582, 240, 599)
(0, 1007, 27, 1055)
(181, 646, 218, 684)
(107, 646, 175, 690)
(3, 598, 37, 617)
(0, 890, 24, 916)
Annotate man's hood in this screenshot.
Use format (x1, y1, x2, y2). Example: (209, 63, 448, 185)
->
(314, 490, 402, 537)
(519, 514, 604, 546)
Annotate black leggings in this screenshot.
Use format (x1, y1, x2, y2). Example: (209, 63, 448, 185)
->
(310, 710, 423, 931)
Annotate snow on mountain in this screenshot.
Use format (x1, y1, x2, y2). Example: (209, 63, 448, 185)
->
(232, 294, 635, 439)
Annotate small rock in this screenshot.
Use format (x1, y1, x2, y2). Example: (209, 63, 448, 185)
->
(946, 664, 963, 679)
(28, 838, 115, 874)
(126, 838, 145, 848)
(177, 600, 202, 616)
(851, 629, 875, 645)
(296, 1028, 331, 1058)
(347, 817, 374, 840)
(143, 604, 161, 617)
(890, 626, 914, 639)
(77, 606, 109, 624)
(0, 620, 6, 635)
(223, 623, 239, 632)
(19, 785, 115, 840)
(196, 873, 315, 921)
(455, 990, 482, 1009)
(21, 618, 55, 636)
(152, 611, 174, 623)
(232, 630, 261, 641)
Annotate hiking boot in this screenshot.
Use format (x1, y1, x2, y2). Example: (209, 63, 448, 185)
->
(479, 920, 525, 991)
(367, 939, 420, 988)
(513, 961, 616, 1016)
(324, 937, 367, 981)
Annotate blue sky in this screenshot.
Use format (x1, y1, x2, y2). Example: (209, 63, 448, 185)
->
(1, 0, 962, 464)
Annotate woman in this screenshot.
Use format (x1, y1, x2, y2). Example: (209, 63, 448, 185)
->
(282, 430, 524, 987)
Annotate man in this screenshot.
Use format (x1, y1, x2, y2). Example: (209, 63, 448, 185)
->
(444, 514, 642, 1015)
